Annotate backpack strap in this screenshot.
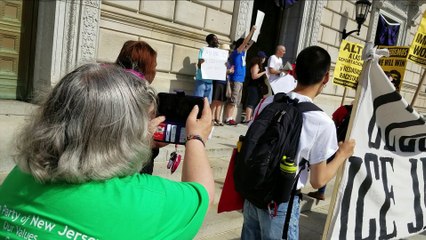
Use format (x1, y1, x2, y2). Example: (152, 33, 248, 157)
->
(274, 94, 322, 113)
(297, 101, 322, 113)
(273, 93, 291, 103)
(282, 159, 308, 239)
(253, 97, 267, 120)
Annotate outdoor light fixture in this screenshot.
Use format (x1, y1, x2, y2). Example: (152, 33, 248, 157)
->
(341, 0, 372, 39)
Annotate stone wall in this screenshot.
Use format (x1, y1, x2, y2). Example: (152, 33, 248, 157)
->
(97, 0, 234, 94)
(316, 0, 426, 115)
(95, 0, 426, 115)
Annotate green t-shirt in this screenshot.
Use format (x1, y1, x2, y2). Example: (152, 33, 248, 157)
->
(0, 167, 209, 240)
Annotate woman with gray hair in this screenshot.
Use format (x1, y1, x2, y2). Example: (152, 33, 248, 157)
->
(0, 64, 214, 239)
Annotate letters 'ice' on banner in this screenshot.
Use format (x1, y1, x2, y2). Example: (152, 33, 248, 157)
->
(327, 44, 426, 239)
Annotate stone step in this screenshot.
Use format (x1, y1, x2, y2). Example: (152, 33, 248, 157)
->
(195, 181, 243, 240)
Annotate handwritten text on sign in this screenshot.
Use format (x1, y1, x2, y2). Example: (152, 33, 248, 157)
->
(201, 47, 228, 81)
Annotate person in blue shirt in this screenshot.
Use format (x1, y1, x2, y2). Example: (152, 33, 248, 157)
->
(224, 26, 256, 125)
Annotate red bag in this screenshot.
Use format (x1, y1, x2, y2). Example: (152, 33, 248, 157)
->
(217, 148, 244, 213)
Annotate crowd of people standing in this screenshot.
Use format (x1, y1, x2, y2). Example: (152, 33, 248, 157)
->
(0, 25, 356, 240)
(195, 28, 296, 126)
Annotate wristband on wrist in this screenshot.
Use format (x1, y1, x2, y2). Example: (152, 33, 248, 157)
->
(186, 134, 205, 147)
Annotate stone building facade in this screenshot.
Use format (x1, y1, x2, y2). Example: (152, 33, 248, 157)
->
(1, 0, 426, 115)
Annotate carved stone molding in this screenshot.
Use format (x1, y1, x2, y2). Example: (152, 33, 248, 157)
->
(230, 0, 254, 41)
(63, 0, 101, 74)
(32, 0, 101, 94)
(79, 1, 101, 63)
(297, 0, 326, 51)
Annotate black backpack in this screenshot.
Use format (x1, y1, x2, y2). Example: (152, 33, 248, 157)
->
(234, 93, 321, 209)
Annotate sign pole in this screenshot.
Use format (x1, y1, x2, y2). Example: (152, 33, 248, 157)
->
(321, 49, 370, 240)
(411, 69, 426, 107)
(340, 88, 347, 106)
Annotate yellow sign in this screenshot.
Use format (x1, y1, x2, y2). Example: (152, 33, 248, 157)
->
(333, 40, 364, 89)
(378, 46, 408, 92)
(408, 11, 426, 66)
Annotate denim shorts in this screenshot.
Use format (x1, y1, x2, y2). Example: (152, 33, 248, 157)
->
(194, 80, 213, 103)
(241, 197, 300, 240)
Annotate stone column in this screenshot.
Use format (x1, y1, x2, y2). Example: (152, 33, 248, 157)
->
(297, 0, 326, 52)
(230, 0, 254, 41)
(32, 0, 100, 98)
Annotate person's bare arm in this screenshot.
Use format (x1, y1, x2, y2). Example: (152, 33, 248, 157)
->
(197, 59, 205, 68)
(244, 40, 255, 52)
(227, 65, 235, 75)
(309, 139, 356, 189)
(268, 67, 281, 75)
(237, 26, 256, 53)
(251, 64, 266, 80)
(182, 98, 215, 208)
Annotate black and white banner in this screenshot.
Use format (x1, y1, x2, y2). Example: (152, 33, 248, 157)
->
(327, 44, 426, 239)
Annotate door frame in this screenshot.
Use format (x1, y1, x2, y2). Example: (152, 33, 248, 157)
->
(16, 0, 38, 101)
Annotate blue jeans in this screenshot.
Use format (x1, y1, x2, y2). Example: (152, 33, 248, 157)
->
(194, 80, 212, 103)
(241, 198, 300, 240)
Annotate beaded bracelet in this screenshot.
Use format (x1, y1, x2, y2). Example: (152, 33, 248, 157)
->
(186, 134, 205, 147)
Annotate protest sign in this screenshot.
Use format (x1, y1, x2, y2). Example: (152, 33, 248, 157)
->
(378, 46, 408, 91)
(408, 11, 426, 66)
(326, 46, 426, 239)
(252, 10, 265, 42)
(201, 47, 228, 81)
(333, 40, 364, 89)
(269, 74, 297, 94)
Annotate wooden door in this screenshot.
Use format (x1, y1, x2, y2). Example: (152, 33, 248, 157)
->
(0, 0, 23, 99)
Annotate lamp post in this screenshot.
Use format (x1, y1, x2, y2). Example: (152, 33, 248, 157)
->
(341, 0, 372, 39)
(339, 0, 372, 106)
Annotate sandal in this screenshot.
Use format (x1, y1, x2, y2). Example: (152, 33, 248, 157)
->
(214, 119, 224, 126)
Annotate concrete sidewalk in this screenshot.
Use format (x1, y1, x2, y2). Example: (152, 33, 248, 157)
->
(1, 100, 426, 240)
(0, 100, 37, 182)
(0, 100, 335, 240)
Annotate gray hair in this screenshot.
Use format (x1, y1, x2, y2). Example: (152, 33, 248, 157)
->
(15, 63, 157, 183)
(276, 45, 285, 52)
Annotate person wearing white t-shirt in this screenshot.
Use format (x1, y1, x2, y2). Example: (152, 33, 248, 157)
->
(241, 46, 356, 240)
(267, 45, 285, 82)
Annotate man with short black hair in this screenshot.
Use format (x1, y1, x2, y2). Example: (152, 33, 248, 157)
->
(241, 46, 356, 239)
(194, 34, 220, 103)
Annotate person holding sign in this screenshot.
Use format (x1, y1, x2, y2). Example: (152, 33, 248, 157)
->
(224, 25, 257, 125)
(267, 45, 286, 92)
(211, 43, 234, 126)
(194, 34, 220, 103)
